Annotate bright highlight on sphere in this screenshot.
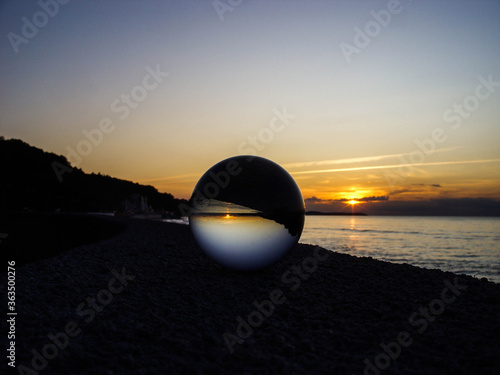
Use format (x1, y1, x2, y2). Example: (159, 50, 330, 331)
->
(188, 156, 305, 270)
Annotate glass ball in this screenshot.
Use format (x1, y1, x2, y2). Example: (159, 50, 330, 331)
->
(189, 156, 305, 270)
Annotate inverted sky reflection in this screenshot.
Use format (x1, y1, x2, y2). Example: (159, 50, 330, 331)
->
(190, 214, 299, 270)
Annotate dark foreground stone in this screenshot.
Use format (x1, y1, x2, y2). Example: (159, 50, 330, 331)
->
(2, 219, 499, 374)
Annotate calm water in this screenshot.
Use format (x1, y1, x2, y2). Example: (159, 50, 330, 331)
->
(300, 216, 500, 283)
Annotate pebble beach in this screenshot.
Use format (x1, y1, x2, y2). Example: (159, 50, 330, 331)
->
(3, 214, 500, 375)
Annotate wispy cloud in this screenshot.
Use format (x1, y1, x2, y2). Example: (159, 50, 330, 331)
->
(305, 196, 388, 203)
(292, 159, 500, 176)
(412, 183, 441, 188)
(283, 147, 460, 170)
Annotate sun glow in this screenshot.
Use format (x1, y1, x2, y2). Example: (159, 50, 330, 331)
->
(223, 214, 232, 219)
(348, 200, 359, 205)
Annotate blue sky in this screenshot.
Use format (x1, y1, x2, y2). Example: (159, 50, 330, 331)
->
(1, 0, 499, 206)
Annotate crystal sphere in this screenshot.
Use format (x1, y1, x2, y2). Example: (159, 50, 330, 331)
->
(189, 156, 305, 270)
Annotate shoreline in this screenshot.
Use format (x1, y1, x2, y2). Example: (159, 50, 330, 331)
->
(162, 215, 500, 284)
(3, 216, 500, 374)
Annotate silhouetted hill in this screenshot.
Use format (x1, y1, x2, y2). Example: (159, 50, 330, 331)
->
(0, 137, 188, 215)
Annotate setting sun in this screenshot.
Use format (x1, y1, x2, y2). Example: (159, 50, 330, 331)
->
(348, 200, 359, 205)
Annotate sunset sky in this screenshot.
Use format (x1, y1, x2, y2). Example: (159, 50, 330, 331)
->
(1, 0, 499, 214)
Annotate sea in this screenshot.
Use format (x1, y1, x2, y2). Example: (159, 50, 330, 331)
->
(166, 215, 500, 283)
(300, 216, 500, 283)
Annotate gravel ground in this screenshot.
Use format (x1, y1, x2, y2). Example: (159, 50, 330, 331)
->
(2, 217, 500, 375)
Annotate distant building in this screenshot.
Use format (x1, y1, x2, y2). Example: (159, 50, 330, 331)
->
(121, 193, 150, 215)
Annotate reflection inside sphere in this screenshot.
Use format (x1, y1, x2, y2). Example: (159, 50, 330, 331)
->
(189, 156, 305, 270)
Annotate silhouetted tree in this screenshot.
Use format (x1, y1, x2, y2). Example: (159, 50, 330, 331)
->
(0, 138, 188, 215)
